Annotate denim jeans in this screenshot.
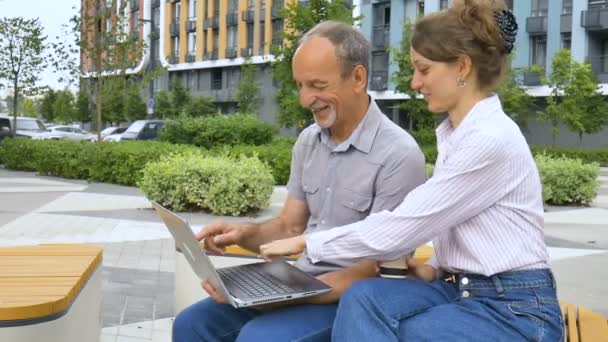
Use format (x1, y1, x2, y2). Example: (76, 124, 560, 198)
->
(332, 269, 564, 341)
(172, 297, 338, 342)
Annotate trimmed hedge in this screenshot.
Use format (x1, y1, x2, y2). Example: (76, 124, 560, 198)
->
(535, 154, 600, 205)
(138, 153, 274, 216)
(159, 114, 278, 148)
(531, 146, 608, 166)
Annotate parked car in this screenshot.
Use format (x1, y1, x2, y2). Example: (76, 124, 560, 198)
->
(120, 120, 164, 141)
(34, 125, 96, 141)
(0, 115, 47, 140)
(97, 126, 127, 142)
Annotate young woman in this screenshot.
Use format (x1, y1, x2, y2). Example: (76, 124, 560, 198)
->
(259, 0, 564, 340)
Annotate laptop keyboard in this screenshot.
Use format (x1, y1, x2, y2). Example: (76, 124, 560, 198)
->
(218, 266, 295, 298)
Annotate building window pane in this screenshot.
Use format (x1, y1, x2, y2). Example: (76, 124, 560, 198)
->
(560, 33, 571, 50)
(530, 35, 547, 67)
(211, 69, 222, 90)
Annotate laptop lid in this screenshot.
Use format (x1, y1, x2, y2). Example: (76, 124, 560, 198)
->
(151, 201, 237, 307)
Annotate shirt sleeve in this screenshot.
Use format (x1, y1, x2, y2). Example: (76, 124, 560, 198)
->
(306, 133, 510, 266)
(369, 143, 427, 214)
(286, 137, 305, 200)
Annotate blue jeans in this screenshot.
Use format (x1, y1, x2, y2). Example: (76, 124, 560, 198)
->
(333, 269, 564, 341)
(172, 298, 338, 342)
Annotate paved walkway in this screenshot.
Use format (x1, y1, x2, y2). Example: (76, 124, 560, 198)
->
(0, 168, 607, 341)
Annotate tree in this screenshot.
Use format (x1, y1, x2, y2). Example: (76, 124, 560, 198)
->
(39, 89, 57, 122)
(124, 86, 146, 121)
(75, 90, 92, 123)
(154, 90, 174, 119)
(171, 80, 191, 115)
(391, 19, 435, 131)
(235, 58, 259, 114)
(561, 62, 608, 144)
(497, 66, 534, 131)
(540, 50, 572, 146)
(0, 17, 46, 137)
(271, 0, 358, 129)
(20, 98, 38, 118)
(53, 90, 76, 123)
(183, 96, 216, 117)
(51, 1, 145, 139)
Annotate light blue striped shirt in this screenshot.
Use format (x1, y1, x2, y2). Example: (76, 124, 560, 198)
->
(306, 95, 551, 276)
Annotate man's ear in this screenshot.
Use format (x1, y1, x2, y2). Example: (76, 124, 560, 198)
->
(351, 65, 368, 93)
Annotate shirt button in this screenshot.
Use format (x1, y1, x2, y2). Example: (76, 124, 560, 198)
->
(462, 291, 470, 298)
(461, 277, 469, 285)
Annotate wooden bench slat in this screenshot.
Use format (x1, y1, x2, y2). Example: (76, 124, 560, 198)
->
(567, 304, 580, 342)
(578, 306, 608, 342)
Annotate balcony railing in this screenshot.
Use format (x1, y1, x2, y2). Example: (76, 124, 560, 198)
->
(185, 53, 195, 63)
(186, 19, 197, 32)
(204, 16, 219, 29)
(523, 71, 543, 86)
(581, 7, 608, 31)
(370, 71, 388, 91)
(587, 55, 608, 83)
(526, 16, 548, 34)
(241, 47, 253, 57)
(241, 9, 254, 23)
(560, 13, 572, 32)
(271, 4, 283, 19)
(372, 26, 389, 50)
(204, 50, 218, 60)
(152, 0, 160, 8)
(225, 47, 238, 59)
(170, 21, 180, 36)
(226, 12, 239, 26)
(169, 53, 179, 64)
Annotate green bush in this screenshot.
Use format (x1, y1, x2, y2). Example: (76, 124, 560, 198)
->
(159, 114, 278, 148)
(0, 138, 43, 171)
(535, 154, 600, 205)
(410, 128, 437, 147)
(421, 145, 438, 164)
(215, 138, 293, 185)
(531, 146, 608, 166)
(138, 153, 274, 216)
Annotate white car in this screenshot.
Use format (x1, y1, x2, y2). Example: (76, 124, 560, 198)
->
(35, 125, 96, 141)
(99, 126, 127, 142)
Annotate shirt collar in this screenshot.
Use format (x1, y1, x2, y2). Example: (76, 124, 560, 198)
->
(436, 94, 501, 144)
(318, 97, 382, 154)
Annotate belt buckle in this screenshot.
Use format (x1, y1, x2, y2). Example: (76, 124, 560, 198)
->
(443, 274, 457, 284)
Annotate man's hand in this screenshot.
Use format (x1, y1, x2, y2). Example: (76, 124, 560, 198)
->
(305, 260, 379, 304)
(406, 258, 438, 282)
(195, 220, 248, 255)
(259, 235, 306, 260)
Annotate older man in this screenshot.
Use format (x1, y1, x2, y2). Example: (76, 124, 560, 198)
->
(172, 21, 426, 342)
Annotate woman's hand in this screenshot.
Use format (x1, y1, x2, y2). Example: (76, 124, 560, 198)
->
(259, 235, 306, 260)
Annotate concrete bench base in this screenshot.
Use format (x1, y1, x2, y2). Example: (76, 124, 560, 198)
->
(0, 267, 101, 342)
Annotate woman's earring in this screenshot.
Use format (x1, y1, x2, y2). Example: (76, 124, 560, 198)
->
(457, 78, 467, 88)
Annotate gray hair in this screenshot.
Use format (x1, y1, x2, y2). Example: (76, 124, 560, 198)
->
(298, 21, 370, 81)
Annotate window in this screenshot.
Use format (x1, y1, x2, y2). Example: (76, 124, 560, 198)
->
(213, 30, 219, 52)
(228, 0, 238, 11)
(260, 22, 266, 54)
(188, 32, 196, 55)
(531, 0, 548, 16)
(227, 26, 237, 48)
(214, 0, 220, 16)
(189, 0, 197, 18)
(373, 3, 390, 27)
(560, 33, 571, 50)
(530, 35, 547, 67)
(173, 1, 181, 20)
(439, 0, 449, 10)
(172, 36, 179, 56)
(372, 52, 389, 72)
(211, 69, 222, 90)
(247, 23, 254, 49)
(562, 0, 572, 14)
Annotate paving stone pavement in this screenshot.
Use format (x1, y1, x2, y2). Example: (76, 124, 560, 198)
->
(0, 167, 607, 341)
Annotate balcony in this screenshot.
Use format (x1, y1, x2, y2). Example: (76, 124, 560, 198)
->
(185, 53, 196, 63)
(581, 7, 608, 31)
(204, 50, 218, 60)
(271, 4, 283, 19)
(587, 55, 608, 83)
(152, 0, 160, 8)
(560, 13, 572, 32)
(260, 7, 266, 22)
(370, 71, 388, 91)
(170, 21, 180, 36)
(241, 9, 254, 23)
(523, 71, 543, 86)
(526, 15, 548, 34)
(130, 0, 139, 11)
(204, 16, 219, 29)
(372, 26, 389, 51)
(186, 19, 196, 32)
(169, 53, 179, 64)
(241, 47, 253, 57)
(226, 12, 239, 26)
(225, 47, 238, 59)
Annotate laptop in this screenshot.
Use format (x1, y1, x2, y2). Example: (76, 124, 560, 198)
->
(151, 201, 331, 308)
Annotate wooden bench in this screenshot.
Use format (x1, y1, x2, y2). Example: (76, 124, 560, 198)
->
(174, 244, 434, 313)
(561, 302, 608, 342)
(0, 244, 103, 342)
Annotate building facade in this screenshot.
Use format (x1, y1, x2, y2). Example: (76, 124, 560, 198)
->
(84, 0, 608, 147)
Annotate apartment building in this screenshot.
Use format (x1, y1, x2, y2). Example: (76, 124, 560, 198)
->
(84, 0, 607, 146)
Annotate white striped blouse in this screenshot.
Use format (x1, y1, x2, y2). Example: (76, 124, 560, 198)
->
(305, 95, 551, 276)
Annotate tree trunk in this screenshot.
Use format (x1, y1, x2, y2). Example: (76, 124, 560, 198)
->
(12, 78, 19, 138)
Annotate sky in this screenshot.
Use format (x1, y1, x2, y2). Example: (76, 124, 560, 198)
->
(0, 0, 80, 93)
